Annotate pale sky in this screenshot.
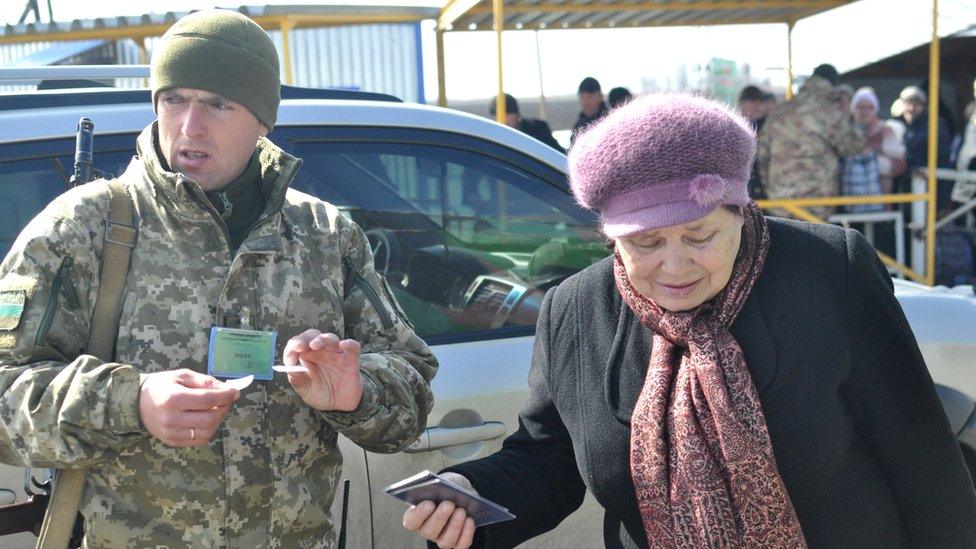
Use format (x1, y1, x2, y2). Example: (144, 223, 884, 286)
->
(3, 0, 976, 101)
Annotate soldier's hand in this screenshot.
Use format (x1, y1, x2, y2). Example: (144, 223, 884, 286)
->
(139, 369, 240, 447)
(283, 329, 363, 412)
(402, 473, 477, 549)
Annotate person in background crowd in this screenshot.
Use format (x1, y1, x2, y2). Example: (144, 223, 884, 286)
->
(843, 87, 907, 259)
(739, 85, 768, 199)
(833, 84, 854, 113)
(757, 63, 865, 218)
(900, 85, 952, 206)
(571, 76, 608, 145)
(888, 98, 907, 143)
(608, 87, 633, 109)
(738, 85, 766, 131)
(489, 93, 564, 153)
(847, 87, 906, 202)
(920, 78, 958, 145)
(955, 77, 976, 180)
(761, 91, 777, 119)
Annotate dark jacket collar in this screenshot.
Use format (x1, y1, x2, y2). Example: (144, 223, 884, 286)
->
(135, 122, 301, 221)
(131, 123, 303, 256)
(577, 103, 609, 126)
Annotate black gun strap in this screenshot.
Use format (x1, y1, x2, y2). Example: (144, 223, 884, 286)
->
(36, 179, 136, 549)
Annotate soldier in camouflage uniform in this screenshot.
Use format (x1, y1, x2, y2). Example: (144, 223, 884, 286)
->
(0, 10, 437, 547)
(757, 64, 865, 218)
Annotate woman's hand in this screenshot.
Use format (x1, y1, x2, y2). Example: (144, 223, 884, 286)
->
(402, 472, 478, 548)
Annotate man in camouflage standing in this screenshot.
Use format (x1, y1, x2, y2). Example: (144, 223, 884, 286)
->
(0, 9, 437, 547)
(757, 64, 865, 218)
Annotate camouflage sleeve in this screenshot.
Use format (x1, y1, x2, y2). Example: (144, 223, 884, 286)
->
(318, 217, 438, 453)
(0, 209, 147, 468)
(825, 107, 866, 157)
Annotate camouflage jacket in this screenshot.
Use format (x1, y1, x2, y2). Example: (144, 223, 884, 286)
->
(757, 76, 865, 211)
(0, 124, 438, 548)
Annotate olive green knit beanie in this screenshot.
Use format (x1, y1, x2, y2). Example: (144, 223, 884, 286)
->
(150, 9, 281, 129)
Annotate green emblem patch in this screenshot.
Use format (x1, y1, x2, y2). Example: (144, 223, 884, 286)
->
(0, 289, 26, 331)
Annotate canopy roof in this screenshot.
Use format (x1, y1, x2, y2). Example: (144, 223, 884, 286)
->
(0, 1, 855, 44)
(438, 0, 853, 31)
(0, 4, 439, 44)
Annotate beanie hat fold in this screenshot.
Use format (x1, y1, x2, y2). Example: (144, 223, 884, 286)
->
(568, 93, 756, 236)
(151, 9, 281, 129)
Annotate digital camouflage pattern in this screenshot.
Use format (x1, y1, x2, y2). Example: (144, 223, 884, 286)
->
(757, 76, 866, 218)
(0, 124, 438, 547)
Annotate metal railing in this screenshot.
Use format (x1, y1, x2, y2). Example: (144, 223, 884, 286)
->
(756, 168, 976, 286)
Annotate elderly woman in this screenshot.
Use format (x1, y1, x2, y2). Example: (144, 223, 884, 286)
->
(403, 94, 976, 548)
(848, 87, 906, 201)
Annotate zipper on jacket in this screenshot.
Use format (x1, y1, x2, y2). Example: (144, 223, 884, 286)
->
(60, 259, 80, 310)
(34, 256, 73, 347)
(341, 256, 394, 331)
(183, 180, 234, 257)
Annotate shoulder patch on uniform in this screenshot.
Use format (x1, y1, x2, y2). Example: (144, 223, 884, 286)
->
(0, 289, 26, 331)
(0, 274, 38, 298)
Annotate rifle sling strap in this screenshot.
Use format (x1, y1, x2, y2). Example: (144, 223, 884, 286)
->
(36, 179, 136, 549)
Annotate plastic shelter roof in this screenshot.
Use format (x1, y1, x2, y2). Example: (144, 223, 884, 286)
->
(439, 0, 855, 31)
(0, 4, 440, 44)
(0, 2, 856, 41)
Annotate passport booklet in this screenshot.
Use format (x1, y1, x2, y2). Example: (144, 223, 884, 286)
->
(383, 470, 516, 527)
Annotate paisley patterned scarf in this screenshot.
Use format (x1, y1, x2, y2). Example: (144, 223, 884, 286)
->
(614, 203, 807, 548)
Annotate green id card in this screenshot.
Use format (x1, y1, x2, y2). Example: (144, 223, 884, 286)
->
(207, 327, 276, 381)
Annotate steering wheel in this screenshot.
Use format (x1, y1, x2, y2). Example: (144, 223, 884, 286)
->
(364, 228, 401, 276)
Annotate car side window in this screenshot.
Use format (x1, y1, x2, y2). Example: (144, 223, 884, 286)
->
(0, 156, 65, 259)
(287, 138, 609, 342)
(0, 136, 138, 260)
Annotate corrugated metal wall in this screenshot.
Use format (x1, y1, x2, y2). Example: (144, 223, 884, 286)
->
(269, 23, 424, 103)
(114, 39, 148, 89)
(0, 39, 146, 92)
(0, 41, 54, 92)
(0, 41, 52, 65)
(1, 23, 423, 103)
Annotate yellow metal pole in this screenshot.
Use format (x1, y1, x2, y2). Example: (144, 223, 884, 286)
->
(280, 17, 295, 86)
(136, 39, 149, 87)
(136, 39, 148, 64)
(785, 20, 795, 101)
(535, 31, 548, 121)
(757, 193, 929, 209)
(494, 0, 506, 124)
(436, 29, 447, 107)
(926, 0, 939, 285)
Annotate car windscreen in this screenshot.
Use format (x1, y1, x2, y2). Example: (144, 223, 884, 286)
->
(285, 136, 609, 342)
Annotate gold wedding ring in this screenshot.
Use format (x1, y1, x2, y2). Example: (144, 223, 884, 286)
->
(189, 427, 196, 440)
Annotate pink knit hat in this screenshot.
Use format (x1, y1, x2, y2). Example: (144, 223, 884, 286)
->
(568, 93, 755, 238)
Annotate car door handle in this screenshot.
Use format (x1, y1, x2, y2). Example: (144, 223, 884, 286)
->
(404, 422, 507, 453)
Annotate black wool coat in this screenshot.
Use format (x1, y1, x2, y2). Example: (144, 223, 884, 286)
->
(447, 218, 976, 548)
(517, 118, 565, 154)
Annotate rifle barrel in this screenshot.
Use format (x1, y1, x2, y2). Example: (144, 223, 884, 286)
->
(69, 117, 94, 186)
